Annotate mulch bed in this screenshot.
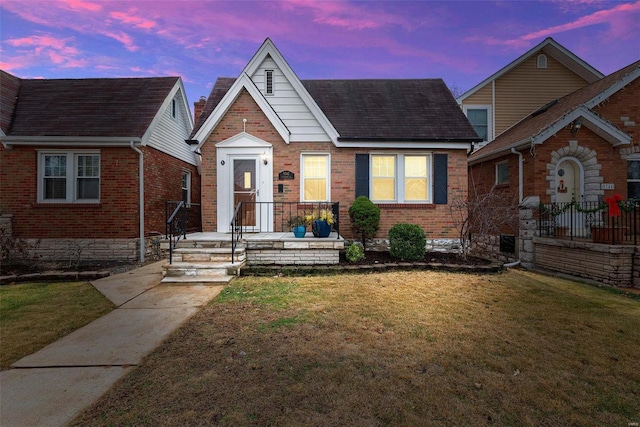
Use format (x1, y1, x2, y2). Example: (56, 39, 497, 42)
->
(340, 251, 492, 266)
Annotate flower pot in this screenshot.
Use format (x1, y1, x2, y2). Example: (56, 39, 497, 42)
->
(591, 226, 627, 244)
(292, 225, 307, 238)
(312, 220, 331, 238)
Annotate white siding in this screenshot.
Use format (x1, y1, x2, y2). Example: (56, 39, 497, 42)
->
(147, 88, 197, 165)
(251, 57, 331, 142)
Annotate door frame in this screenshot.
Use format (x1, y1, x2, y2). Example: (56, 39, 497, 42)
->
(216, 133, 273, 232)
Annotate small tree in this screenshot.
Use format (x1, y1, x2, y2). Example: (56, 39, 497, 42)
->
(348, 196, 380, 251)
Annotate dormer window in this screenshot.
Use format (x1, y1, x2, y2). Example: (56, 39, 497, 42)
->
(537, 54, 548, 69)
(265, 70, 274, 95)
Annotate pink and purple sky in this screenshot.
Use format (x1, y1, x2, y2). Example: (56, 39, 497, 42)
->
(1, 0, 639, 106)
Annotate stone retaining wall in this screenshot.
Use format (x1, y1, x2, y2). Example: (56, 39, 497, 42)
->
(534, 237, 637, 287)
(24, 238, 139, 262)
(246, 239, 344, 265)
(352, 238, 462, 253)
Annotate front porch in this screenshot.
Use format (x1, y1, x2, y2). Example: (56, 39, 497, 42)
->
(161, 231, 344, 285)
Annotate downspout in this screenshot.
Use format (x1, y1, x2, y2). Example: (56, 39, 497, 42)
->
(130, 142, 145, 263)
(511, 147, 523, 204)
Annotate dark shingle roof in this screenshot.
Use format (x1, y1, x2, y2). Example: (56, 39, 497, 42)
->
(192, 77, 480, 142)
(469, 60, 640, 162)
(3, 74, 178, 137)
(1, 70, 21, 134)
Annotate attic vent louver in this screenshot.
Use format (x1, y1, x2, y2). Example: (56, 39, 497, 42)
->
(265, 70, 274, 95)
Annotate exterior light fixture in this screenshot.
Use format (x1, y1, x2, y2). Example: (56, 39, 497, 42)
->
(262, 152, 268, 165)
(571, 119, 582, 134)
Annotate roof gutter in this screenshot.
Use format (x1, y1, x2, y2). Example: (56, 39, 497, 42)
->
(130, 142, 145, 263)
(1, 136, 142, 149)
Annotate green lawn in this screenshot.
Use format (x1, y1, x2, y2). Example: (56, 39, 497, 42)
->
(0, 281, 114, 369)
(71, 269, 640, 426)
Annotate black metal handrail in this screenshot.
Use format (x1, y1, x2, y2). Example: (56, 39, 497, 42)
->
(229, 201, 340, 262)
(165, 201, 202, 263)
(538, 200, 639, 245)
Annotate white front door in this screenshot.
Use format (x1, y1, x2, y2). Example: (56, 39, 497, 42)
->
(216, 133, 273, 233)
(556, 158, 584, 234)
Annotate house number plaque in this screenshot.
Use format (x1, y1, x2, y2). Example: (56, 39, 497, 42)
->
(278, 171, 295, 180)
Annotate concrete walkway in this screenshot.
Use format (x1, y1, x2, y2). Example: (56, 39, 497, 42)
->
(0, 261, 224, 427)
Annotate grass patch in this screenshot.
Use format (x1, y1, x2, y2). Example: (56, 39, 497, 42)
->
(0, 281, 114, 369)
(72, 270, 640, 426)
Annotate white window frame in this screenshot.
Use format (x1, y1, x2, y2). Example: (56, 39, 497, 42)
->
(495, 161, 509, 185)
(265, 70, 274, 96)
(300, 153, 330, 202)
(182, 170, 191, 206)
(463, 105, 493, 142)
(370, 153, 432, 203)
(37, 150, 100, 203)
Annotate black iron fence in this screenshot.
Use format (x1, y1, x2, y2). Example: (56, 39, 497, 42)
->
(538, 200, 640, 245)
(231, 201, 340, 262)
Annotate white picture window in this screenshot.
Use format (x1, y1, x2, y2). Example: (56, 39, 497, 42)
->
(371, 154, 431, 203)
(39, 151, 100, 203)
(496, 161, 509, 185)
(301, 153, 329, 202)
(463, 105, 492, 142)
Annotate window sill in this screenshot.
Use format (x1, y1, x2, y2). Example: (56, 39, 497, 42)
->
(34, 203, 102, 208)
(495, 183, 510, 189)
(375, 203, 436, 209)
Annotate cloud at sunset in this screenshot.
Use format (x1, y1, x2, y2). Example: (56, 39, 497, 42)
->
(1, 0, 637, 101)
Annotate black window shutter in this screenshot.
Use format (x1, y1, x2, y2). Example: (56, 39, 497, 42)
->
(355, 154, 369, 198)
(433, 154, 448, 204)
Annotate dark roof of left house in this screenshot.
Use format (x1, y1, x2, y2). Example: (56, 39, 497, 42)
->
(192, 77, 481, 142)
(1, 70, 179, 137)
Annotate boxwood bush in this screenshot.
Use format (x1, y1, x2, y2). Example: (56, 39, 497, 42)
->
(389, 223, 426, 261)
(345, 242, 365, 263)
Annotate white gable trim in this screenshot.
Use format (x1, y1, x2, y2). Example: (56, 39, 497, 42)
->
(585, 65, 640, 109)
(141, 78, 193, 145)
(215, 132, 273, 148)
(533, 106, 630, 147)
(243, 38, 339, 144)
(457, 37, 604, 103)
(193, 73, 290, 149)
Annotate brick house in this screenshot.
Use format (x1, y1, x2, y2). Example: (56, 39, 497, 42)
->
(189, 39, 480, 249)
(0, 71, 200, 262)
(457, 37, 603, 151)
(467, 60, 639, 283)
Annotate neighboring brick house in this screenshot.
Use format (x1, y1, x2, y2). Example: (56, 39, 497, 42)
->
(0, 71, 200, 261)
(190, 39, 480, 248)
(468, 61, 639, 265)
(457, 37, 603, 150)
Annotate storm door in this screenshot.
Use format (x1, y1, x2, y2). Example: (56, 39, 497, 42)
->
(233, 158, 259, 231)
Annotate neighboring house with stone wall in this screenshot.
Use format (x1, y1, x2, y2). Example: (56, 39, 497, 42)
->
(189, 39, 480, 249)
(0, 70, 200, 262)
(457, 37, 603, 151)
(468, 61, 639, 273)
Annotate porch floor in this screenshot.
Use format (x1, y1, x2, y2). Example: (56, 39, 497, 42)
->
(182, 231, 343, 242)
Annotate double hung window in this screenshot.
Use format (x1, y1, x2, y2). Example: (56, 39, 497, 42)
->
(301, 154, 329, 202)
(371, 154, 430, 203)
(39, 151, 100, 203)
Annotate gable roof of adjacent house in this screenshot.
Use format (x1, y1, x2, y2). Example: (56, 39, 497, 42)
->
(457, 37, 604, 103)
(468, 60, 640, 164)
(1, 70, 197, 164)
(1, 72, 183, 138)
(192, 38, 481, 149)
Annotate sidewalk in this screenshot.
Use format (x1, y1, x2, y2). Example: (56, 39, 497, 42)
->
(0, 261, 224, 427)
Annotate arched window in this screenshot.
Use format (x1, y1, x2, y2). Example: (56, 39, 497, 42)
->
(537, 54, 548, 69)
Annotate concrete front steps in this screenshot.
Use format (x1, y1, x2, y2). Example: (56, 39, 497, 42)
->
(161, 242, 246, 285)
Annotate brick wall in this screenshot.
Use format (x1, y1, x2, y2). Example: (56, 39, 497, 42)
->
(200, 89, 469, 241)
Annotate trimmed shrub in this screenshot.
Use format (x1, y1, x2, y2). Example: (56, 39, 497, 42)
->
(348, 196, 380, 250)
(345, 243, 365, 263)
(389, 223, 426, 261)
